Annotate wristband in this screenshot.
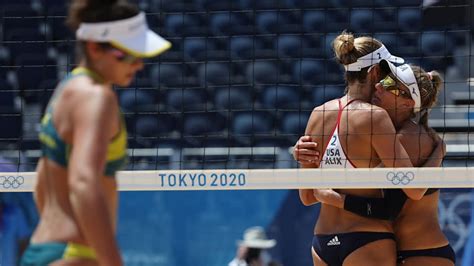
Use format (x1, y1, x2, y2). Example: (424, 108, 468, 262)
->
(343, 194, 390, 220)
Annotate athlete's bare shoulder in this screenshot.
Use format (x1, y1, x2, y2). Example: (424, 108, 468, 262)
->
(305, 98, 341, 135)
(63, 76, 118, 110)
(345, 101, 390, 130)
(313, 98, 340, 112)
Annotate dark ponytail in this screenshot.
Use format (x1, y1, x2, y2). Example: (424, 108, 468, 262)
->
(67, 0, 139, 31)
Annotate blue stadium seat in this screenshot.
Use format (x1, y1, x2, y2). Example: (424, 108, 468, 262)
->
(397, 32, 421, 57)
(420, 32, 455, 70)
(284, 0, 330, 8)
(261, 86, 301, 110)
(166, 88, 207, 112)
(421, 32, 454, 56)
(214, 86, 253, 110)
(47, 17, 74, 41)
(293, 60, 324, 85)
(7, 43, 50, 63)
(277, 35, 306, 58)
(182, 113, 226, 136)
(303, 34, 325, 58)
(323, 33, 339, 58)
(0, 80, 16, 113)
(374, 33, 400, 55)
(126, 113, 175, 147)
(231, 111, 275, 135)
(4, 28, 44, 43)
(255, 11, 289, 34)
(350, 9, 375, 33)
(0, 67, 9, 80)
(183, 38, 215, 61)
(198, 62, 231, 86)
(398, 8, 422, 31)
(150, 64, 184, 88)
(209, 13, 232, 35)
(279, 110, 311, 136)
(134, 114, 175, 138)
(195, 0, 232, 11)
(2, 4, 37, 16)
(311, 85, 345, 106)
(2, 17, 46, 41)
(324, 60, 344, 84)
(16, 64, 58, 103)
(239, 0, 282, 9)
(230, 36, 263, 60)
(119, 89, 156, 113)
(395, 0, 422, 7)
(164, 14, 199, 37)
(327, 0, 349, 7)
(14, 54, 54, 66)
(0, 113, 22, 139)
(302, 11, 326, 33)
(347, 0, 392, 7)
(150, 0, 190, 12)
(210, 13, 250, 36)
(246, 61, 279, 86)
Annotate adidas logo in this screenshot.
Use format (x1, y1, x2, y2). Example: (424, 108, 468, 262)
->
(327, 236, 341, 246)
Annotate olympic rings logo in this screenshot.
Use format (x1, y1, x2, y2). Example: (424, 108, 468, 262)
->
(386, 171, 415, 185)
(0, 175, 24, 189)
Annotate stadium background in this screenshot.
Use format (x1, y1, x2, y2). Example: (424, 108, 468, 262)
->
(0, 0, 473, 265)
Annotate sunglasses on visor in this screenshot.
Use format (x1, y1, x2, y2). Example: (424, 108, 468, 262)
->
(106, 47, 141, 64)
(379, 75, 411, 99)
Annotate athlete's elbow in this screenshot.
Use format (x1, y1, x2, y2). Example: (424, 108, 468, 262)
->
(299, 190, 318, 206)
(69, 169, 100, 197)
(403, 189, 426, 200)
(300, 198, 314, 206)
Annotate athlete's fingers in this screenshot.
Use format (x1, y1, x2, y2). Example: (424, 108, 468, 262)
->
(294, 153, 319, 162)
(294, 150, 320, 162)
(296, 142, 318, 150)
(293, 136, 314, 149)
(299, 135, 313, 142)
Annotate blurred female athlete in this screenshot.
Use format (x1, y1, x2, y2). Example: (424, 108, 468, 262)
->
(21, 0, 170, 265)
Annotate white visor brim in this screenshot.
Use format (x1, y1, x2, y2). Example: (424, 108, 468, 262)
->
(344, 45, 404, 71)
(380, 59, 421, 114)
(76, 12, 171, 58)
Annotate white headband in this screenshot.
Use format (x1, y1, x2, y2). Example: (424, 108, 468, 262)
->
(394, 64, 421, 114)
(344, 45, 404, 72)
(76, 12, 171, 57)
(381, 60, 422, 123)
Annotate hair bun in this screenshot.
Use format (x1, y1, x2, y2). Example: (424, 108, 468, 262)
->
(336, 32, 355, 55)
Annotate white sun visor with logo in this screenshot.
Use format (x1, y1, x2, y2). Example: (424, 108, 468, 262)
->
(76, 12, 171, 58)
(344, 45, 404, 72)
(380, 59, 422, 118)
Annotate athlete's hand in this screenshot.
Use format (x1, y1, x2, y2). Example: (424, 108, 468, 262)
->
(313, 189, 344, 209)
(293, 136, 320, 164)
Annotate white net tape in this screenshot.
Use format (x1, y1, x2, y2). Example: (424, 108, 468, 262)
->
(1, 167, 473, 192)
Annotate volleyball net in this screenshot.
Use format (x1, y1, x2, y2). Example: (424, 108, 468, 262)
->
(0, 167, 472, 192)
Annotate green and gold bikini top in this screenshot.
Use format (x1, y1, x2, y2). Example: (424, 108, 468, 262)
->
(39, 67, 128, 176)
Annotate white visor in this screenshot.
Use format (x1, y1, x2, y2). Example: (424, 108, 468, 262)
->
(76, 12, 171, 58)
(380, 59, 422, 120)
(344, 45, 404, 72)
(237, 239, 277, 249)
